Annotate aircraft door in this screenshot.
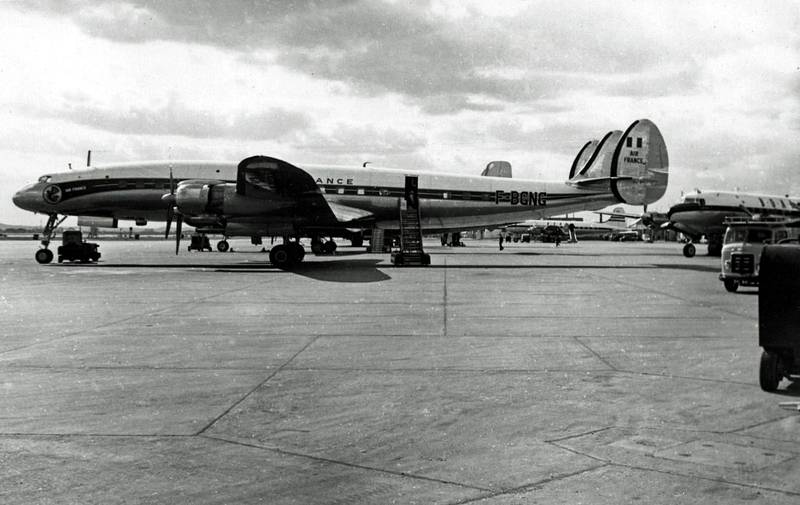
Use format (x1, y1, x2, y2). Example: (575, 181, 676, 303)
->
(405, 175, 419, 209)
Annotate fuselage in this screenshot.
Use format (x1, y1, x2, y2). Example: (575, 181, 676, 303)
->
(668, 191, 800, 239)
(14, 160, 622, 233)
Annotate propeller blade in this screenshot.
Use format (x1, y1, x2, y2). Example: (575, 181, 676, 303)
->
(175, 215, 183, 255)
(165, 206, 174, 239)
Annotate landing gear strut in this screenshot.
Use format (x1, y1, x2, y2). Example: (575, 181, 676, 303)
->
(35, 213, 67, 264)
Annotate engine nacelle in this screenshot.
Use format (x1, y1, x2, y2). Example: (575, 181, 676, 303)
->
(174, 180, 226, 215)
(77, 216, 118, 228)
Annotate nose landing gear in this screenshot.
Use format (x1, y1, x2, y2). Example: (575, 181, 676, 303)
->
(35, 213, 67, 264)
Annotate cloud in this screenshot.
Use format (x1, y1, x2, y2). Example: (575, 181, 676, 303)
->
(18, 95, 311, 140)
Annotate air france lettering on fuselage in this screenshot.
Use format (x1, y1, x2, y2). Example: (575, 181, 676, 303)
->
(316, 177, 354, 185)
(495, 190, 547, 206)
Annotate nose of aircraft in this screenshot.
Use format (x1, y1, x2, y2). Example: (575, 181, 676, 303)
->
(12, 183, 38, 212)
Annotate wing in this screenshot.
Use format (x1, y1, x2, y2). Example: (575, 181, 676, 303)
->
(236, 155, 372, 224)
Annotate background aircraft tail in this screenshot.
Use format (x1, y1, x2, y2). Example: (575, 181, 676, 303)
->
(568, 119, 669, 206)
(481, 161, 512, 178)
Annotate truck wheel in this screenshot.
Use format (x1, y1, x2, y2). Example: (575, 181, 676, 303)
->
(759, 350, 782, 392)
(683, 243, 696, 258)
(723, 279, 739, 292)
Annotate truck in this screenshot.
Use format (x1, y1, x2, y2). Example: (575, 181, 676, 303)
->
(57, 230, 101, 263)
(719, 217, 800, 292)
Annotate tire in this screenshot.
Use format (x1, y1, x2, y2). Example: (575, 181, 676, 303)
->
(683, 243, 696, 258)
(759, 350, 782, 392)
(217, 240, 230, 252)
(322, 241, 337, 254)
(288, 242, 305, 263)
(269, 245, 293, 269)
(35, 249, 53, 264)
(723, 279, 739, 292)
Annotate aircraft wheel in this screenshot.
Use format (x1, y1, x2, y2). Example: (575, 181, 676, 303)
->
(217, 240, 230, 253)
(683, 243, 696, 258)
(723, 279, 739, 292)
(288, 242, 305, 263)
(759, 350, 782, 392)
(35, 249, 53, 264)
(322, 240, 337, 254)
(269, 245, 294, 269)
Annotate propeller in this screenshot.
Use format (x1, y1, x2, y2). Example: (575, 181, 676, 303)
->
(163, 166, 177, 239)
(174, 214, 183, 255)
(161, 166, 183, 254)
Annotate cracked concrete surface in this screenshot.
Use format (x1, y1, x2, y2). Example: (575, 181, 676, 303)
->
(1, 239, 798, 504)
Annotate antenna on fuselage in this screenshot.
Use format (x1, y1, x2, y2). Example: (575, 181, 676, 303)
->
(86, 150, 92, 167)
(68, 163, 72, 170)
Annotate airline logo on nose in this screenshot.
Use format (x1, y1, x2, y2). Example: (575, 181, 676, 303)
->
(43, 184, 62, 204)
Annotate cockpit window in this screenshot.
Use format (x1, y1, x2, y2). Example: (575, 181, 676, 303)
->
(38, 175, 52, 183)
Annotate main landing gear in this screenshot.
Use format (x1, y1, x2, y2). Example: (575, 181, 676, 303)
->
(35, 213, 68, 264)
(682, 242, 696, 258)
(269, 240, 306, 269)
(216, 238, 230, 252)
(310, 236, 337, 255)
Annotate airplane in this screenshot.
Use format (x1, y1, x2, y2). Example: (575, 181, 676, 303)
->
(13, 119, 669, 268)
(666, 190, 800, 257)
(502, 207, 631, 243)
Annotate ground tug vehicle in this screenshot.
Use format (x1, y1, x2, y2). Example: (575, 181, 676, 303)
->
(56, 230, 101, 263)
(719, 217, 800, 292)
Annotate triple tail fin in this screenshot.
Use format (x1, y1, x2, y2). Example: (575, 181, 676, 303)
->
(567, 119, 669, 206)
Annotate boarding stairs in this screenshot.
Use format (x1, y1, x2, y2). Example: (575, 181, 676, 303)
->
(392, 198, 430, 266)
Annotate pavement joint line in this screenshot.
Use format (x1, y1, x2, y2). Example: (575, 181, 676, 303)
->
(544, 426, 615, 444)
(195, 335, 322, 436)
(448, 463, 610, 505)
(588, 270, 757, 322)
(201, 433, 493, 492)
(0, 432, 193, 438)
(729, 413, 800, 435)
(573, 337, 617, 371)
(1, 279, 270, 357)
(608, 460, 800, 498)
(546, 440, 800, 498)
(443, 256, 448, 337)
(613, 369, 758, 387)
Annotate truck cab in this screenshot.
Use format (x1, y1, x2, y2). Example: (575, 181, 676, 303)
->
(720, 218, 799, 292)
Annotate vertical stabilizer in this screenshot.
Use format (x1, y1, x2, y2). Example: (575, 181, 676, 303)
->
(610, 119, 669, 205)
(569, 140, 599, 179)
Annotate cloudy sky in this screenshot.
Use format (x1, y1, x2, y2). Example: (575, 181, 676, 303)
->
(1, 0, 798, 225)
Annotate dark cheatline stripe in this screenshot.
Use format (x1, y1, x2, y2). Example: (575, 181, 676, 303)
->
(51, 177, 608, 207)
